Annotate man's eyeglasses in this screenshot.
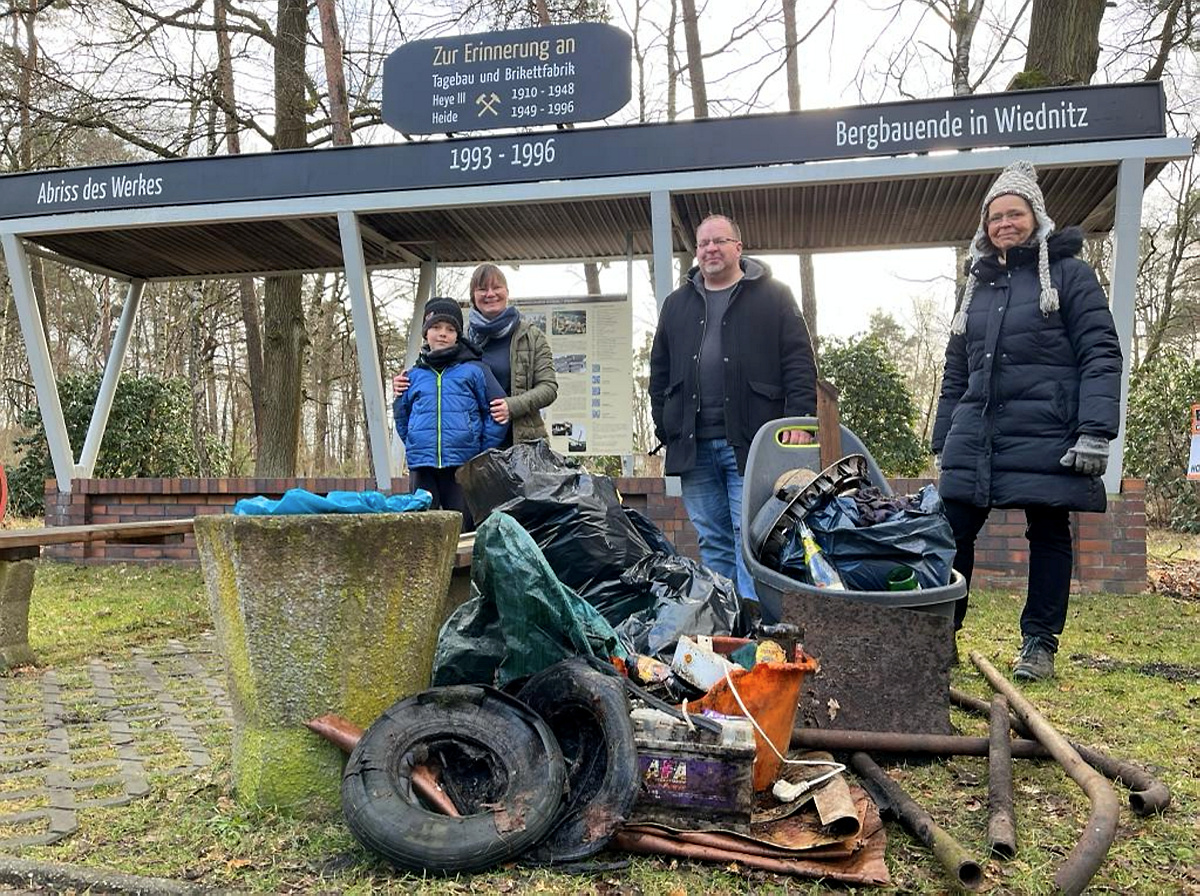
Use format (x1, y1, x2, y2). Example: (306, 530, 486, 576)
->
(697, 237, 739, 249)
(986, 209, 1030, 226)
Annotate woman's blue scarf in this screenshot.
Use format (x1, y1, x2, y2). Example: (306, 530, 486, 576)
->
(468, 305, 520, 346)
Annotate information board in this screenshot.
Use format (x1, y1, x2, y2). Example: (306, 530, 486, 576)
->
(382, 22, 631, 134)
(517, 294, 632, 456)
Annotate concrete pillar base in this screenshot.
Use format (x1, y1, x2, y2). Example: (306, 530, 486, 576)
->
(194, 511, 462, 816)
(0, 559, 38, 671)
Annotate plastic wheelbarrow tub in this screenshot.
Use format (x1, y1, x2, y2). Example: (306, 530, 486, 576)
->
(739, 416, 966, 625)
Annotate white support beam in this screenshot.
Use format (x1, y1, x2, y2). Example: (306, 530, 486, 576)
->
(78, 279, 145, 476)
(1105, 157, 1145, 495)
(1, 138, 1189, 242)
(1, 233, 76, 494)
(651, 190, 673, 312)
(338, 211, 394, 491)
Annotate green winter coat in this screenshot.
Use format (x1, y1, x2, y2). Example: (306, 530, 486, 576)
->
(507, 319, 558, 442)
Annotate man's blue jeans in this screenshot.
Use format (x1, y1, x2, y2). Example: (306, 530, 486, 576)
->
(680, 438, 758, 601)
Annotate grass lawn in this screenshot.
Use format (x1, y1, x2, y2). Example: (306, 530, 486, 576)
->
(3, 538, 1198, 895)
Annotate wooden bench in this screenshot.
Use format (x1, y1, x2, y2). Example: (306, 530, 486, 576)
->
(0, 519, 476, 672)
(1, 520, 199, 670)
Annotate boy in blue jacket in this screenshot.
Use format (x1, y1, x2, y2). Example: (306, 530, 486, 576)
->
(395, 297, 508, 531)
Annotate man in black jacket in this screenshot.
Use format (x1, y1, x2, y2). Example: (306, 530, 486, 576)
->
(650, 214, 818, 604)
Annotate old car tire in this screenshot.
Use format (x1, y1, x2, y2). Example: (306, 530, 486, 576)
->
(516, 658, 640, 863)
(341, 684, 566, 874)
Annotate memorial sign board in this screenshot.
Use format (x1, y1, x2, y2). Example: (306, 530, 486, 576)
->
(382, 23, 631, 134)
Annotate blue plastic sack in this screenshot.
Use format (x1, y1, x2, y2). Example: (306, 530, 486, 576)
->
(782, 484, 955, 591)
(233, 487, 432, 515)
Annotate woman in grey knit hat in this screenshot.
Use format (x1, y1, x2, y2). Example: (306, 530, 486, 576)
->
(931, 160, 1123, 682)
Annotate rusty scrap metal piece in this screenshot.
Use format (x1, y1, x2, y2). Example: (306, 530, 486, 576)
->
(304, 714, 461, 817)
(949, 687, 1171, 815)
(850, 752, 983, 891)
(793, 726, 1054, 757)
(410, 764, 461, 818)
(304, 713, 363, 753)
(987, 695, 1017, 860)
(971, 651, 1119, 896)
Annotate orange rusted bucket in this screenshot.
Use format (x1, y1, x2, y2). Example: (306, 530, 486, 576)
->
(686, 649, 818, 792)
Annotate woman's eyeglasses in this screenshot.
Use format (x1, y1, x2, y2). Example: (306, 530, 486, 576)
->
(986, 209, 1030, 225)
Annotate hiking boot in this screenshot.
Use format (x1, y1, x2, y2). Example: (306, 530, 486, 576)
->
(1012, 637, 1055, 682)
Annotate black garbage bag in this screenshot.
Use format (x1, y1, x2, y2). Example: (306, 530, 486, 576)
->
(780, 484, 955, 591)
(625, 506, 678, 557)
(614, 553, 744, 662)
(458, 441, 658, 624)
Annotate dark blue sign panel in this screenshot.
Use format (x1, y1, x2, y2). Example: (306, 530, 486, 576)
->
(382, 23, 631, 134)
(0, 82, 1167, 221)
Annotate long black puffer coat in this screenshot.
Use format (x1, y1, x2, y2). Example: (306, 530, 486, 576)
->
(931, 227, 1121, 512)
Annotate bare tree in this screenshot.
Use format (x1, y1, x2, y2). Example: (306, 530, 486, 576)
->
(1012, 0, 1105, 87)
(679, 0, 708, 117)
(257, 0, 310, 476)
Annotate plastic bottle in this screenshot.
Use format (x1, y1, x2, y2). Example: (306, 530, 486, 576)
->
(796, 520, 846, 590)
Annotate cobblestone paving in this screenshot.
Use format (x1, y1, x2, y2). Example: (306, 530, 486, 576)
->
(0, 637, 232, 850)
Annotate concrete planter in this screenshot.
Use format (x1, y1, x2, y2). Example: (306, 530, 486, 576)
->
(194, 511, 461, 815)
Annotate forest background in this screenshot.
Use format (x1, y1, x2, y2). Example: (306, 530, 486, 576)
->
(1, 0, 1198, 529)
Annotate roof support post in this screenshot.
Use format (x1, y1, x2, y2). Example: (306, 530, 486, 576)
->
(78, 278, 144, 477)
(651, 190, 673, 312)
(1105, 156, 1144, 496)
(338, 211, 395, 491)
(1, 233, 75, 494)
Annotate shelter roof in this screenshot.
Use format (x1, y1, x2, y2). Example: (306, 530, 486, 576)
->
(0, 82, 1188, 281)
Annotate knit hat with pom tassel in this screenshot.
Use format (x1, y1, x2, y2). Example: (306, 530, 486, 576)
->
(951, 160, 1058, 335)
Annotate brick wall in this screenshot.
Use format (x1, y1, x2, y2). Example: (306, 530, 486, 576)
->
(42, 476, 1146, 593)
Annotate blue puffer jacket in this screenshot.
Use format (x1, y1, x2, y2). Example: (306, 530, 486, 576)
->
(395, 342, 508, 468)
(931, 228, 1121, 512)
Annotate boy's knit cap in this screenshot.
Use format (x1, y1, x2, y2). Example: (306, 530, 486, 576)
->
(422, 297, 464, 335)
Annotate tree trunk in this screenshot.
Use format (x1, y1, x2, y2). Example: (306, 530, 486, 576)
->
(214, 0, 265, 457)
(315, 0, 352, 146)
(666, 0, 678, 120)
(309, 274, 335, 475)
(783, 0, 817, 350)
(259, 274, 307, 475)
(679, 0, 707, 118)
(188, 284, 213, 475)
(950, 1, 985, 96)
(16, 0, 49, 346)
(1022, 0, 1105, 86)
(257, 0, 309, 476)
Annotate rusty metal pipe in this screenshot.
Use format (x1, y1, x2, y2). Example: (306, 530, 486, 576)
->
(971, 651, 1119, 896)
(305, 713, 458, 816)
(792, 726, 1054, 758)
(987, 694, 1017, 860)
(614, 828, 848, 878)
(304, 713, 363, 753)
(950, 687, 1170, 815)
(850, 752, 983, 891)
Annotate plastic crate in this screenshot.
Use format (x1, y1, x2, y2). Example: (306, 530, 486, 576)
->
(739, 416, 966, 625)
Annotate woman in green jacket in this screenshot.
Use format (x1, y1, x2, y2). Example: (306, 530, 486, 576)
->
(465, 263, 558, 444)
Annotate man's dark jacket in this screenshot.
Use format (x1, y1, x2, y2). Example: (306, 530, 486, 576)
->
(931, 227, 1121, 512)
(649, 257, 818, 476)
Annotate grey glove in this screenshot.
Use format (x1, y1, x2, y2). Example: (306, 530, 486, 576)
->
(1059, 434, 1109, 476)
(933, 454, 942, 475)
